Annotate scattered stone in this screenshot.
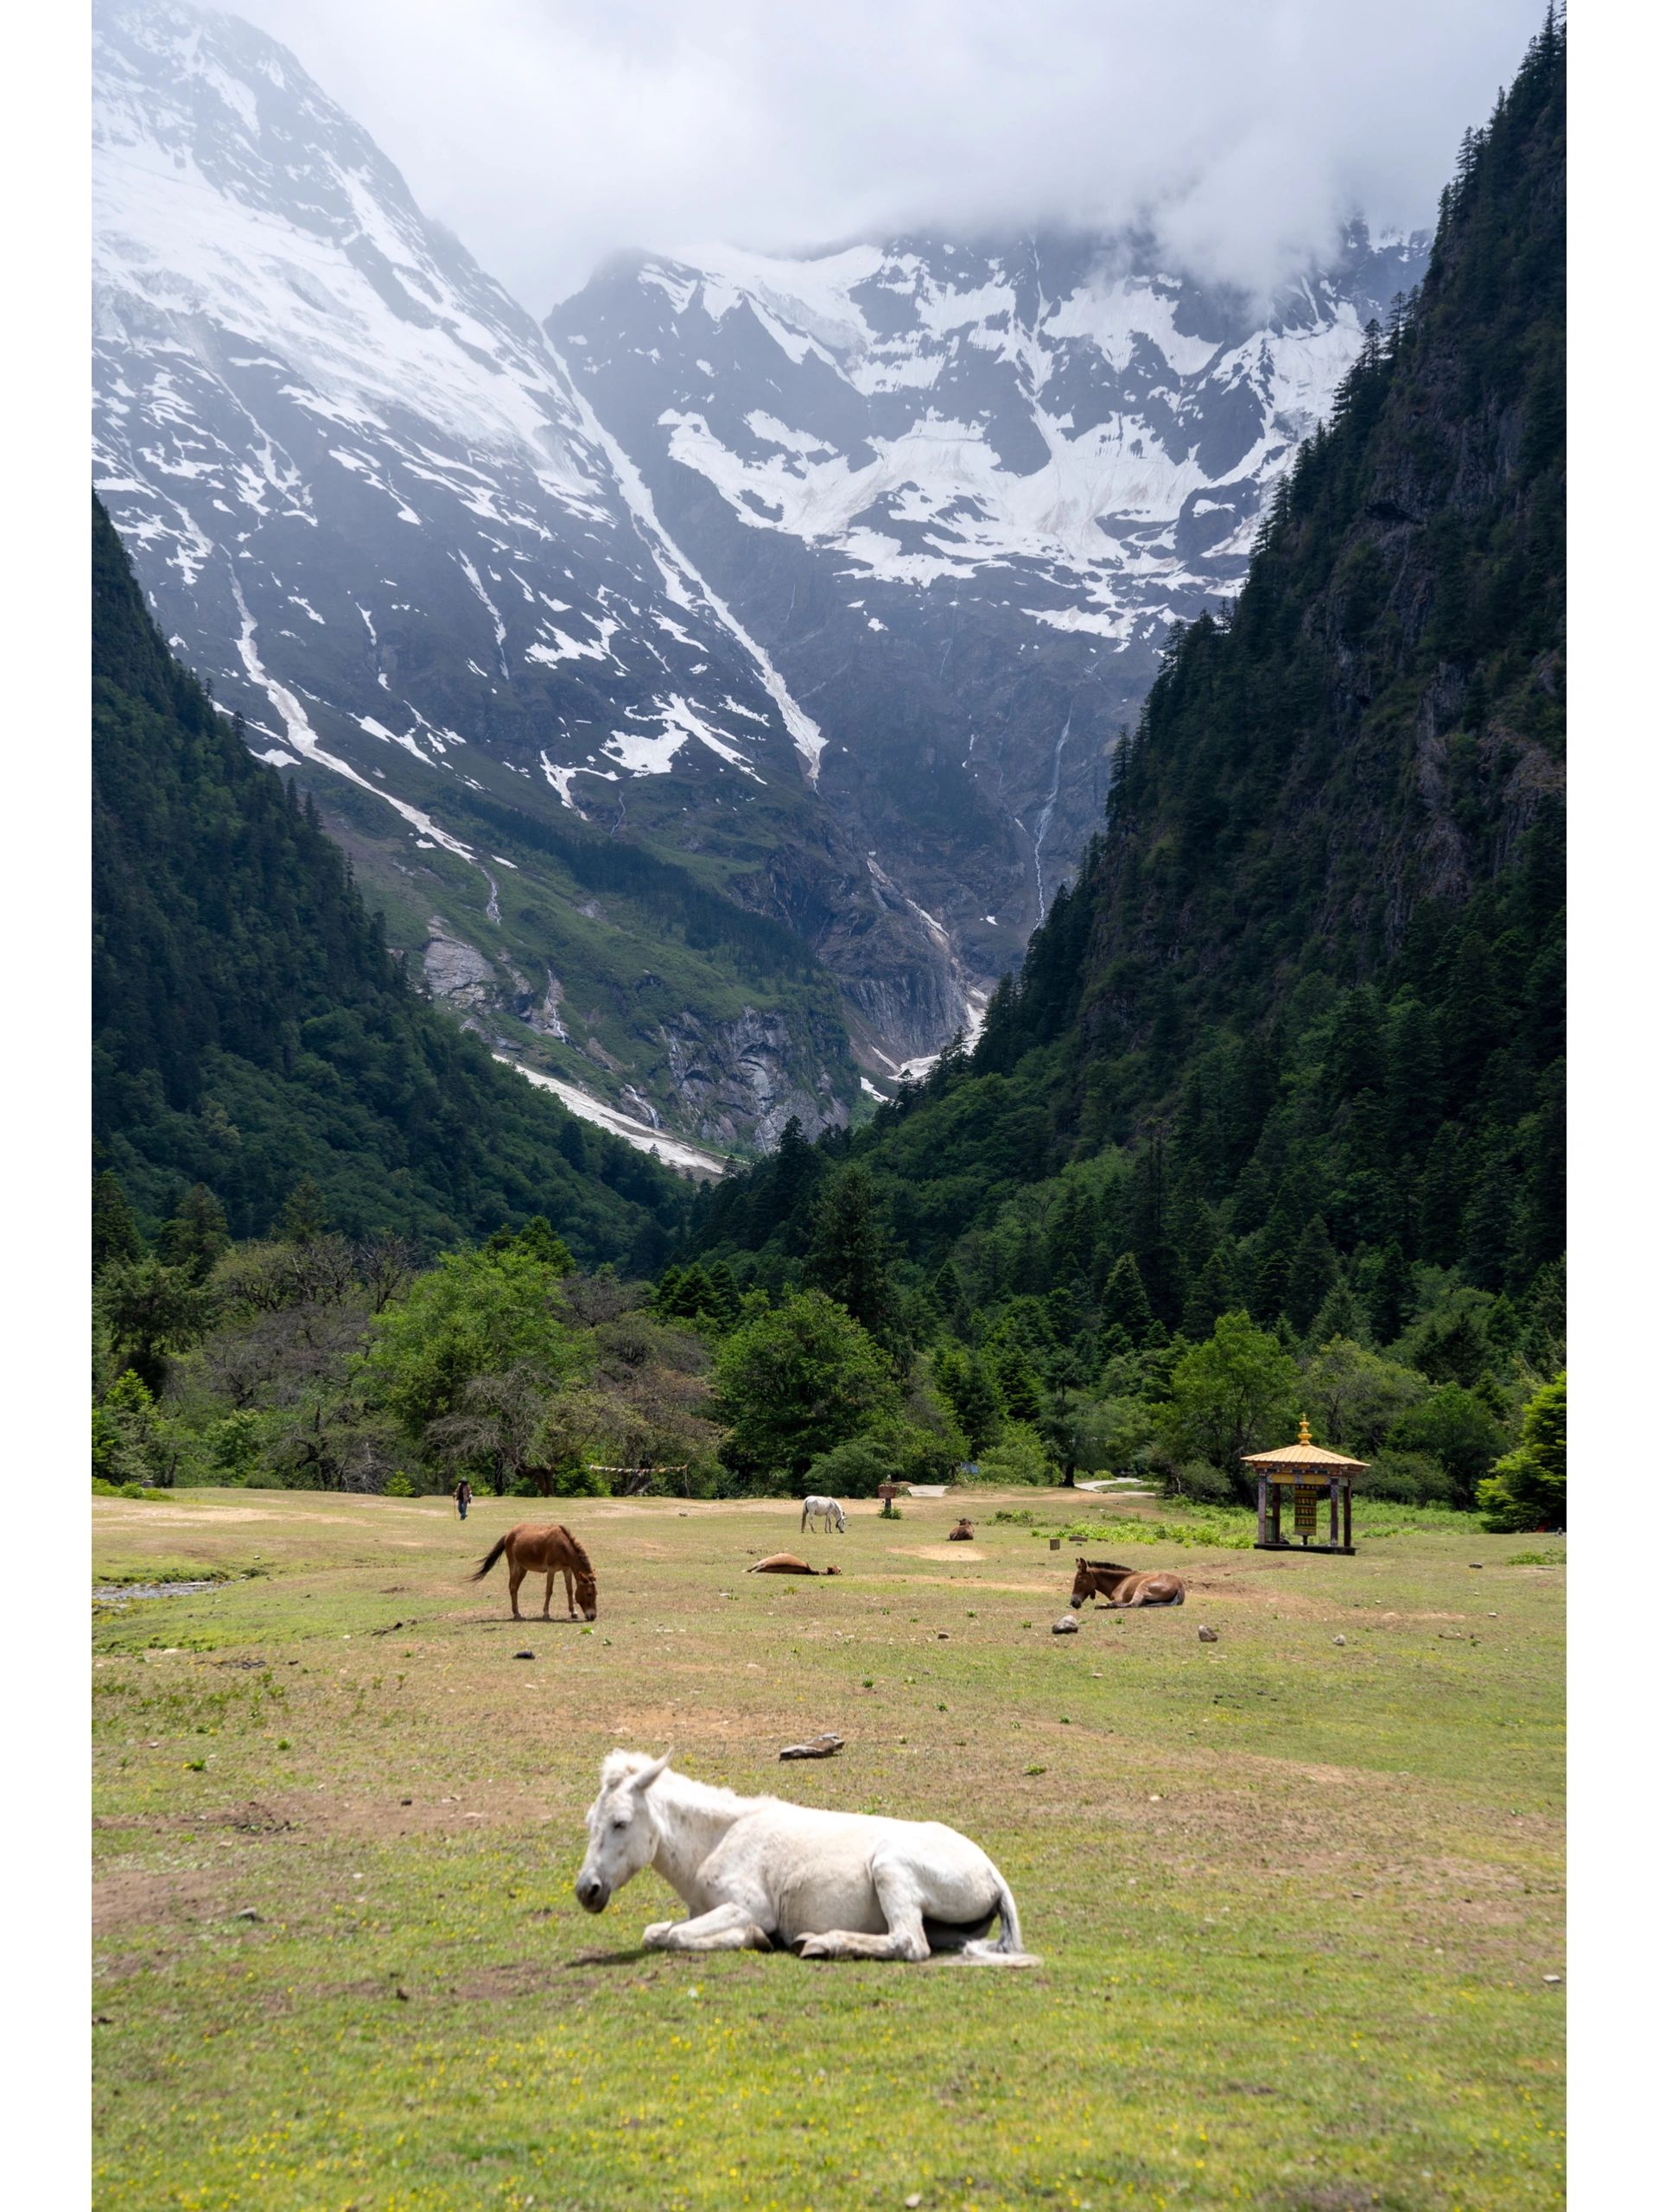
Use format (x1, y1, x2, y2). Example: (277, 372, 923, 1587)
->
(1469, 1562, 1484, 1569)
(1332, 1635, 1347, 1646)
(400, 1797, 413, 1807)
(1052, 1615, 1080, 1636)
(513, 1649, 536, 1660)
(92, 2014, 114, 2026)
(1149, 1794, 1163, 1802)
(779, 1732, 843, 1761)
(1543, 1974, 1562, 1986)
(235, 1908, 260, 1922)
(936, 1630, 950, 1640)
(1198, 1625, 1218, 1643)
(395, 1986, 411, 2001)
(906, 2196, 923, 2209)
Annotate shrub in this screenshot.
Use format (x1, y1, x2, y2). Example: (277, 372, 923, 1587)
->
(1363, 1450, 1456, 1504)
(1160, 1459, 1232, 1504)
(965, 1423, 1058, 1486)
(384, 1471, 416, 1498)
(804, 1436, 894, 1498)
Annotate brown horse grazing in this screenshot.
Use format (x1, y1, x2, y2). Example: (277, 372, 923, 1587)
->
(1070, 1557, 1185, 1610)
(947, 1519, 976, 1541)
(473, 1524, 598, 1620)
(746, 1553, 842, 1576)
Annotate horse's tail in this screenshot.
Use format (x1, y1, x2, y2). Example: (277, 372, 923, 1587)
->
(471, 1535, 511, 1582)
(1170, 1586, 1185, 1605)
(962, 1866, 1038, 1967)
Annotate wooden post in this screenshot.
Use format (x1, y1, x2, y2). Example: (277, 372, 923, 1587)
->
(1343, 1482, 1352, 1552)
(1257, 1475, 1269, 1547)
(1330, 1478, 1339, 1550)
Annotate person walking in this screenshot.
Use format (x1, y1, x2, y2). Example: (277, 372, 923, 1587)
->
(454, 1478, 473, 1522)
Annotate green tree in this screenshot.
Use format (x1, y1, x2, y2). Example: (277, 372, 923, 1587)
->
(1284, 1216, 1339, 1335)
(1369, 1240, 1413, 1344)
(802, 1164, 906, 1353)
(934, 1348, 1003, 1456)
(1387, 1382, 1507, 1506)
(1478, 1370, 1565, 1530)
(280, 1174, 330, 1244)
(1099, 1252, 1154, 1347)
(92, 1172, 143, 1271)
(158, 1183, 232, 1281)
(1162, 1313, 1300, 1497)
(362, 1246, 584, 1440)
(1300, 1338, 1424, 1454)
(713, 1289, 899, 1483)
(484, 1216, 576, 1274)
(1181, 1244, 1237, 1341)
(96, 1258, 216, 1395)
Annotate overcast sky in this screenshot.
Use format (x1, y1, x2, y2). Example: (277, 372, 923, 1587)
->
(234, 0, 1545, 310)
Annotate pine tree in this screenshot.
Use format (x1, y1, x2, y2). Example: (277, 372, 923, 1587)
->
(992, 1340, 1044, 1424)
(1326, 987, 1387, 1102)
(1460, 1151, 1516, 1292)
(936, 1350, 1004, 1457)
(1285, 1216, 1339, 1335)
(1369, 1240, 1413, 1344)
(158, 1184, 232, 1281)
(1099, 1253, 1154, 1347)
(1181, 1245, 1236, 1341)
(280, 1174, 329, 1244)
(92, 1172, 143, 1271)
(1416, 1127, 1469, 1266)
(803, 1164, 906, 1352)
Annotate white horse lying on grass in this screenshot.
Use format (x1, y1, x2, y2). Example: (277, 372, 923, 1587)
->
(575, 1750, 1036, 1965)
(800, 1494, 847, 1534)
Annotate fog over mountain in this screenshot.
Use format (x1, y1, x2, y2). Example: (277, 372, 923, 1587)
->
(232, 0, 1541, 306)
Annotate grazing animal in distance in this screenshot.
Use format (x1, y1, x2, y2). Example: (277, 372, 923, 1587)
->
(575, 1749, 1036, 1964)
(473, 1523, 598, 1620)
(747, 1553, 842, 1576)
(947, 1518, 975, 1541)
(1069, 1557, 1185, 1610)
(800, 1495, 848, 1535)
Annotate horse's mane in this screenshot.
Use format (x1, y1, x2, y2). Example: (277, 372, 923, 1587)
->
(558, 1526, 594, 1576)
(599, 1750, 774, 1815)
(1083, 1559, 1135, 1577)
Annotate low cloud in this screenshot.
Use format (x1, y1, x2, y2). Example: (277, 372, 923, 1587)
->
(237, 0, 1544, 308)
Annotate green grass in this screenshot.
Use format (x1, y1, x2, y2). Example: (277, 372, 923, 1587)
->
(92, 1488, 1564, 2211)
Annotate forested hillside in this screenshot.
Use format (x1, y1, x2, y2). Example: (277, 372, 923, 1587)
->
(682, 17, 1566, 1503)
(92, 496, 687, 1262)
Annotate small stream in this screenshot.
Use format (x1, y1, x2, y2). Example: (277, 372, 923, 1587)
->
(92, 1580, 218, 1605)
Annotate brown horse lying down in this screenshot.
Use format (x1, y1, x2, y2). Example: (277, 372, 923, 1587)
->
(1070, 1557, 1185, 1609)
(473, 1523, 598, 1620)
(947, 1519, 976, 1541)
(747, 1553, 842, 1576)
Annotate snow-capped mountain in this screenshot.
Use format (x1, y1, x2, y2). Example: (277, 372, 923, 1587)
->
(550, 227, 1428, 962)
(93, 1, 1430, 1135)
(92, 1, 955, 1143)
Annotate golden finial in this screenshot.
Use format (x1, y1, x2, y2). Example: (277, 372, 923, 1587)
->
(1298, 1414, 1313, 1447)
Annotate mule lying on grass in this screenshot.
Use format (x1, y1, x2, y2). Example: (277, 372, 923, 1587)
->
(948, 1518, 976, 1541)
(473, 1524, 598, 1620)
(575, 1750, 1036, 1963)
(747, 1553, 842, 1576)
(1070, 1556, 1185, 1609)
(800, 1495, 847, 1534)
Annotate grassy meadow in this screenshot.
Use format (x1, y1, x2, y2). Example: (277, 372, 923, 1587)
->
(92, 1488, 1564, 2212)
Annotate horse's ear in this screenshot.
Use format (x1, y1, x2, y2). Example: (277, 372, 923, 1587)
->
(632, 1749, 674, 1793)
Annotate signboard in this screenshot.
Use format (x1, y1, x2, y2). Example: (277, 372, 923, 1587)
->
(1293, 1484, 1320, 1534)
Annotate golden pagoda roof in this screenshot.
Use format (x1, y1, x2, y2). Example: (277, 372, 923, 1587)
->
(1240, 1416, 1369, 1471)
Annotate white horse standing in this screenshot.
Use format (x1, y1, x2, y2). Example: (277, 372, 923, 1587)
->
(800, 1494, 847, 1534)
(575, 1750, 1035, 1964)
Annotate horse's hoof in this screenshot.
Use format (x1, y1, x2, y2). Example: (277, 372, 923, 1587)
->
(642, 1922, 673, 1947)
(798, 1936, 831, 1959)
